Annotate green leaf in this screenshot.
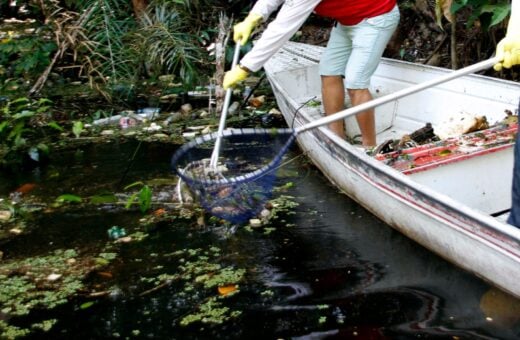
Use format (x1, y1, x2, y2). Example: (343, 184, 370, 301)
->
(8, 122, 24, 141)
(72, 121, 84, 138)
(125, 192, 139, 209)
(12, 110, 35, 120)
(482, 3, 511, 27)
(10, 97, 30, 105)
(138, 185, 152, 213)
(37, 143, 49, 155)
(56, 194, 83, 203)
(80, 301, 95, 309)
(0, 121, 8, 134)
(124, 181, 144, 190)
(47, 121, 64, 131)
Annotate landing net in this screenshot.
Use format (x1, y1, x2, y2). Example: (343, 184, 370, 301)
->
(171, 128, 296, 223)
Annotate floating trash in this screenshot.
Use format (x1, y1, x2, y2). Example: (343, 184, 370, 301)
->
(107, 226, 127, 240)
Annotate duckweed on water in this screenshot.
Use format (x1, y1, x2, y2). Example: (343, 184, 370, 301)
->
(179, 296, 242, 326)
(0, 248, 117, 338)
(140, 246, 246, 326)
(266, 195, 299, 222)
(0, 249, 84, 317)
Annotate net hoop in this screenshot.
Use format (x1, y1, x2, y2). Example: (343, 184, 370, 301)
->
(171, 128, 296, 186)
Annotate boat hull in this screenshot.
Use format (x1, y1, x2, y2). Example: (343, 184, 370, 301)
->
(264, 42, 520, 298)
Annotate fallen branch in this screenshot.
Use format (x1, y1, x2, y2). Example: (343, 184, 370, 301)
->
(139, 279, 174, 296)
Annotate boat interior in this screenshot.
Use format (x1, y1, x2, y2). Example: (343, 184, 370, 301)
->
(266, 43, 520, 222)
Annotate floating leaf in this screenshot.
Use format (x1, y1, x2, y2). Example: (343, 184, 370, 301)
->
(56, 194, 82, 203)
(80, 301, 95, 310)
(217, 284, 238, 296)
(153, 208, 166, 216)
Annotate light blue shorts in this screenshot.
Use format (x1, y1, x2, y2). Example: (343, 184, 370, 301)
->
(319, 5, 400, 89)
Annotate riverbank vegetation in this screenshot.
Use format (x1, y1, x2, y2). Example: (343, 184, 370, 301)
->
(0, 0, 517, 168)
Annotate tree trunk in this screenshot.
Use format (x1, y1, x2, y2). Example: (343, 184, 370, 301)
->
(132, 0, 148, 19)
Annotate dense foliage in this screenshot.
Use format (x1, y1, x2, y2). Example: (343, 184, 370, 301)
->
(0, 0, 515, 95)
(0, 0, 254, 97)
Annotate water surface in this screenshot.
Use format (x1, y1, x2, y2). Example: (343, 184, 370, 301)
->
(1, 141, 519, 339)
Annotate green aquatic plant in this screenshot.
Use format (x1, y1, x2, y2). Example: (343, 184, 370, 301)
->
(125, 181, 153, 213)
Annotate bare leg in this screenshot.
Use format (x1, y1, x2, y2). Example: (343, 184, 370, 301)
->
(348, 88, 376, 147)
(321, 75, 346, 138)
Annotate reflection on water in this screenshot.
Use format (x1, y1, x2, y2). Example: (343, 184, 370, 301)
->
(1, 142, 520, 339)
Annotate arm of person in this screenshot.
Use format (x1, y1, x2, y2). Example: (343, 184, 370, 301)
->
(233, 0, 286, 46)
(494, 0, 520, 70)
(250, 0, 286, 19)
(224, 0, 321, 89)
(240, 0, 322, 72)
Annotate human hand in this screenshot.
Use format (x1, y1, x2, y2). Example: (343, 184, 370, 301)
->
(233, 13, 262, 45)
(494, 37, 520, 71)
(223, 65, 249, 90)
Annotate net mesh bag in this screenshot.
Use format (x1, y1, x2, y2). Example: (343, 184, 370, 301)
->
(171, 128, 296, 223)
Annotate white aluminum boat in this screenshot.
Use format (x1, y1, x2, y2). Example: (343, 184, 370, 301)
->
(263, 41, 520, 298)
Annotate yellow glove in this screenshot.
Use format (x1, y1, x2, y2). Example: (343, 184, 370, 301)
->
(233, 13, 262, 45)
(223, 65, 249, 90)
(494, 38, 520, 71)
(494, 4, 520, 71)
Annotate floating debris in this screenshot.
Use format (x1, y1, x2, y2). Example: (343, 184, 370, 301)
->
(107, 226, 127, 240)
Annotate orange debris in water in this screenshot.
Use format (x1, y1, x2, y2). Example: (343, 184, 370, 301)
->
(217, 285, 238, 296)
(153, 208, 166, 216)
(15, 183, 36, 194)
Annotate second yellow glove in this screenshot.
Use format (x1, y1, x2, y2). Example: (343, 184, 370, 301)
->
(223, 65, 249, 90)
(233, 13, 263, 45)
(494, 38, 520, 71)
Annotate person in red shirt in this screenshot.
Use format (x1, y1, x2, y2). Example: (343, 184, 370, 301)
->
(224, 0, 399, 148)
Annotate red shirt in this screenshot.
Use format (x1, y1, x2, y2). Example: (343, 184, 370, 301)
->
(314, 0, 397, 25)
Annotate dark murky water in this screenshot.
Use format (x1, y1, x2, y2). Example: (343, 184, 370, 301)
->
(1, 141, 520, 339)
